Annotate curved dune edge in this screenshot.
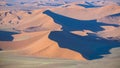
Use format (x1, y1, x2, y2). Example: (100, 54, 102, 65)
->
(50, 4, 120, 20)
(0, 31, 86, 60)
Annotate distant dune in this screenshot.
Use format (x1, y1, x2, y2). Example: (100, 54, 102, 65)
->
(0, 9, 61, 31)
(51, 4, 120, 20)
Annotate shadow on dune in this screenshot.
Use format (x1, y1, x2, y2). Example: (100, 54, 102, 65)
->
(43, 10, 120, 60)
(109, 13, 120, 17)
(0, 48, 2, 51)
(77, 2, 101, 8)
(77, 4, 100, 8)
(43, 10, 118, 32)
(0, 31, 18, 41)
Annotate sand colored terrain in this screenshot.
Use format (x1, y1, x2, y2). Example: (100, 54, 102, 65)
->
(97, 26, 120, 40)
(48, 4, 120, 40)
(0, 47, 120, 68)
(51, 4, 120, 20)
(0, 8, 86, 60)
(97, 13, 120, 25)
(0, 0, 120, 63)
(71, 30, 94, 36)
(0, 9, 61, 31)
(0, 31, 85, 60)
(0, 5, 120, 60)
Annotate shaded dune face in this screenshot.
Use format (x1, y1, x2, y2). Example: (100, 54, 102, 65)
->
(77, 1, 101, 8)
(77, 4, 100, 8)
(0, 31, 19, 41)
(43, 10, 119, 32)
(44, 10, 120, 60)
(48, 31, 120, 60)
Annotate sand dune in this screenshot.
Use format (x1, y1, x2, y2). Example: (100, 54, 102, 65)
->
(50, 4, 120, 20)
(0, 31, 85, 60)
(0, 7, 86, 60)
(0, 9, 61, 31)
(97, 26, 120, 40)
(97, 13, 120, 25)
(0, 0, 120, 65)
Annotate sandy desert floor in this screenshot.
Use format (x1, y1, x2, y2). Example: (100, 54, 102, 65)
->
(0, 47, 120, 68)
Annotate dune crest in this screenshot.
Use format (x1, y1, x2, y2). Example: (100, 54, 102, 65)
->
(50, 4, 120, 20)
(0, 31, 85, 60)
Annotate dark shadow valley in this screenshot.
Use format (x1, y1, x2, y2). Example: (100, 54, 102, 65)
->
(44, 10, 120, 60)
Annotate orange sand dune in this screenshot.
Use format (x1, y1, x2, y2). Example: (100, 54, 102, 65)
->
(0, 31, 85, 60)
(0, 31, 49, 50)
(0, 8, 85, 60)
(0, 9, 61, 31)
